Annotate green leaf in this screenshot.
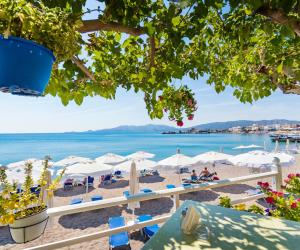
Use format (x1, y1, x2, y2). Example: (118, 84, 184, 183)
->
(172, 16, 181, 26)
(277, 62, 283, 74)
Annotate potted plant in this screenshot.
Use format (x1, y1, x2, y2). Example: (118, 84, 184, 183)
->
(0, 156, 65, 243)
(0, 0, 81, 96)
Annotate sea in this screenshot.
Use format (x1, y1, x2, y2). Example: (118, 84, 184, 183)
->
(0, 132, 290, 165)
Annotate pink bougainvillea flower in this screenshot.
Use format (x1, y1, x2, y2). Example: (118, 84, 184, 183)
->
(266, 197, 274, 204)
(261, 182, 270, 189)
(284, 178, 290, 184)
(188, 115, 194, 121)
(187, 99, 194, 107)
(291, 202, 298, 209)
(297, 198, 300, 202)
(177, 120, 184, 127)
(296, 173, 300, 177)
(288, 173, 295, 179)
(277, 192, 284, 197)
(257, 181, 262, 186)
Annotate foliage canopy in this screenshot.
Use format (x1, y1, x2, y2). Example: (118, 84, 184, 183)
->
(0, 0, 299, 125)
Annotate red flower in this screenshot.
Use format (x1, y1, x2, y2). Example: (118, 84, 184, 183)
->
(288, 173, 295, 179)
(257, 181, 262, 186)
(291, 202, 297, 209)
(261, 182, 269, 189)
(277, 192, 284, 197)
(177, 121, 184, 127)
(296, 173, 300, 177)
(188, 115, 194, 121)
(265, 197, 274, 204)
(297, 198, 300, 203)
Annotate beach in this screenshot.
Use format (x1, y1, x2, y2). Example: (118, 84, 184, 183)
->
(1, 154, 299, 250)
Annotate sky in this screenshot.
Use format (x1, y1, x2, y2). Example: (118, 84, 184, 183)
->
(1, 75, 300, 133)
(0, 1, 300, 133)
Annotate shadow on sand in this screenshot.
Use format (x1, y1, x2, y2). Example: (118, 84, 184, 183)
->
(180, 190, 220, 202)
(58, 206, 124, 229)
(125, 197, 174, 216)
(139, 175, 165, 183)
(100, 180, 129, 189)
(212, 184, 254, 194)
(54, 186, 95, 197)
(0, 226, 14, 246)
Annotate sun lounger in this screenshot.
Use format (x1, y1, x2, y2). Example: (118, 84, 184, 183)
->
(102, 174, 113, 185)
(114, 170, 123, 178)
(64, 178, 74, 190)
(123, 191, 130, 197)
(182, 183, 192, 188)
(166, 184, 176, 189)
(91, 195, 103, 201)
(70, 197, 83, 205)
(109, 216, 130, 250)
(30, 185, 40, 196)
(137, 214, 160, 239)
(141, 188, 153, 193)
(83, 176, 94, 187)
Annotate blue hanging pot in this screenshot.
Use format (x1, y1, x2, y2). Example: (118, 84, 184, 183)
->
(0, 35, 56, 96)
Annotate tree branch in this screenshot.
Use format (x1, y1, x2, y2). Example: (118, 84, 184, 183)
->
(72, 56, 96, 82)
(78, 20, 145, 36)
(149, 36, 155, 67)
(255, 6, 300, 37)
(257, 65, 300, 95)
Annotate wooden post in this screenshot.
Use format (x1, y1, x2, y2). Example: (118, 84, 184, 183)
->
(174, 194, 180, 210)
(273, 157, 283, 192)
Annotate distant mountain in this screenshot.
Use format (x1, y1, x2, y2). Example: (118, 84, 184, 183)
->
(83, 119, 300, 133)
(88, 124, 178, 133)
(188, 119, 300, 130)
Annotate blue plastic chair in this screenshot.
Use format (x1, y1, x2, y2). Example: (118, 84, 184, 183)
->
(137, 214, 160, 239)
(123, 191, 130, 197)
(91, 195, 103, 201)
(182, 183, 192, 188)
(70, 198, 83, 205)
(166, 184, 176, 189)
(141, 188, 153, 193)
(109, 216, 130, 249)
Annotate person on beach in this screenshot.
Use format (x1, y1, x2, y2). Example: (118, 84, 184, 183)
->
(191, 169, 198, 180)
(200, 167, 210, 178)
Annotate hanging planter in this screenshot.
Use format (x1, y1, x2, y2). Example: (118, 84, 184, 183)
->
(9, 206, 48, 243)
(0, 35, 56, 96)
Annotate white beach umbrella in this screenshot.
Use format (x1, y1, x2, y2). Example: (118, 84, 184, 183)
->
(193, 151, 233, 165)
(6, 159, 54, 180)
(127, 161, 140, 211)
(95, 153, 125, 165)
(157, 153, 194, 169)
(126, 151, 155, 160)
(228, 150, 295, 168)
(6, 167, 41, 184)
(114, 159, 157, 173)
(64, 162, 113, 177)
(7, 158, 40, 170)
(274, 140, 280, 153)
(53, 156, 93, 167)
(63, 161, 113, 193)
(233, 144, 262, 149)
